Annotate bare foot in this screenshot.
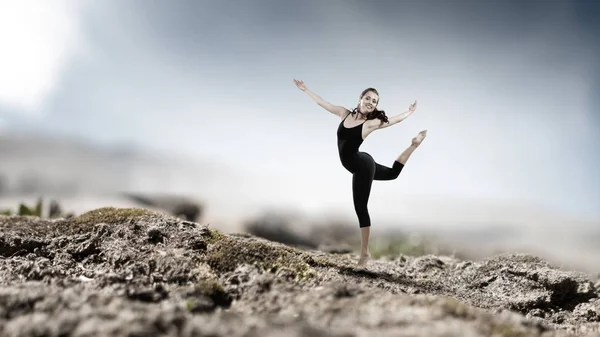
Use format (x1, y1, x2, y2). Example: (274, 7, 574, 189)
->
(357, 252, 371, 267)
(412, 130, 427, 147)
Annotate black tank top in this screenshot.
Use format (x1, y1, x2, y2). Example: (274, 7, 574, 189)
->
(337, 111, 366, 170)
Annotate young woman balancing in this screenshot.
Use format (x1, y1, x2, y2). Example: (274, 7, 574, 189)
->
(294, 79, 427, 266)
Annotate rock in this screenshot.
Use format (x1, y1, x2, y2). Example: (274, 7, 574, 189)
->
(318, 242, 353, 254)
(49, 200, 62, 218)
(453, 253, 596, 313)
(243, 212, 319, 249)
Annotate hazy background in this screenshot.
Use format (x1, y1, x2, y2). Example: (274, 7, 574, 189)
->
(1, 0, 599, 271)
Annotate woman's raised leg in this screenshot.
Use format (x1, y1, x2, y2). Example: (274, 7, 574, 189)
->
(372, 130, 427, 181)
(397, 130, 427, 165)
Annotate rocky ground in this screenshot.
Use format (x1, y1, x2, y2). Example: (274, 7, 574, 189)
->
(1, 207, 599, 337)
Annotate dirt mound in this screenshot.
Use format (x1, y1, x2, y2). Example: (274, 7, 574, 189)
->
(1, 208, 599, 336)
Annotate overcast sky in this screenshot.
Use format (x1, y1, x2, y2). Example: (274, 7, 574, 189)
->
(1, 0, 599, 223)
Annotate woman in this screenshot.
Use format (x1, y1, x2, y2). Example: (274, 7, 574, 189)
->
(294, 79, 427, 266)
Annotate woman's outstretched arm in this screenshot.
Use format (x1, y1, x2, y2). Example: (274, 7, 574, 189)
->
(294, 79, 348, 118)
(377, 100, 417, 129)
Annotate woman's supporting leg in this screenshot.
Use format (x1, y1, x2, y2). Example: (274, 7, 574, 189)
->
(351, 153, 376, 266)
(358, 226, 370, 266)
(352, 153, 376, 229)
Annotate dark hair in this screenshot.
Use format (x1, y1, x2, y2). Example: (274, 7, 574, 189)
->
(351, 87, 389, 123)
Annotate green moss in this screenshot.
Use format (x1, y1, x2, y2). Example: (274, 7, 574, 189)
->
(205, 236, 317, 282)
(439, 297, 471, 319)
(310, 256, 341, 269)
(489, 325, 529, 337)
(263, 255, 317, 281)
(195, 278, 226, 296)
(185, 278, 232, 311)
(69, 207, 159, 226)
(205, 228, 226, 244)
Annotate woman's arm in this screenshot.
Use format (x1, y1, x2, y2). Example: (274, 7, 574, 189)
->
(376, 101, 417, 129)
(294, 79, 347, 117)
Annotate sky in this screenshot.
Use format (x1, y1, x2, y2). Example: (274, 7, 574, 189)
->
(0, 0, 599, 224)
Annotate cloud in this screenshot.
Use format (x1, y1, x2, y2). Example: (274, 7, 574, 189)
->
(0, 0, 90, 114)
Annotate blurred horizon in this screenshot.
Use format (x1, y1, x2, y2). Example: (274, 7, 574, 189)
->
(1, 0, 599, 271)
(1, 128, 598, 229)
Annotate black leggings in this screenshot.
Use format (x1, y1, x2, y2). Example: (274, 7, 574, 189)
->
(351, 152, 404, 228)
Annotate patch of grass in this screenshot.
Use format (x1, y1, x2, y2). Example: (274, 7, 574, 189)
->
(1, 198, 75, 218)
(366, 234, 438, 259)
(205, 236, 317, 282)
(335, 232, 438, 259)
(1, 199, 43, 217)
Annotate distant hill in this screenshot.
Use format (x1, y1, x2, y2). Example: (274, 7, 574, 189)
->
(0, 131, 241, 197)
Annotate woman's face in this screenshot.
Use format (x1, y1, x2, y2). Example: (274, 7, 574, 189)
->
(359, 91, 378, 113)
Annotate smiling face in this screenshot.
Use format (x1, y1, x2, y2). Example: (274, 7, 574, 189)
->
(358, 89, 379, 114)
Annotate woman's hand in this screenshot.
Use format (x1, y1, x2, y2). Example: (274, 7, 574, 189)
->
(408, 100, 417, 113)
(294, 79, 347, 117)
(294, 79, 307, 91)
(374, 100, 418, 130)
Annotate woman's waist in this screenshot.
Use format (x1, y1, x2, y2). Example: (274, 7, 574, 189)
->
(337, 149, 359, 159)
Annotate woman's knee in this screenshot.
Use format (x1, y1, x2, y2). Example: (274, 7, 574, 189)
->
(388, 161, 404, 179)
(353, 200, 370, 226)
(356, 210, 371, 228)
